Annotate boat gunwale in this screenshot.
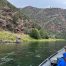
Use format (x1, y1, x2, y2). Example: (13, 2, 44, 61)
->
(39, 48, 64, 66)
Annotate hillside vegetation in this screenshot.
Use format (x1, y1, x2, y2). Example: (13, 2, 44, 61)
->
(0, 0, 66, 39)
(0, 0, 36, 34)
(0, 30, 31, 42)
(21, 6, 66, 39)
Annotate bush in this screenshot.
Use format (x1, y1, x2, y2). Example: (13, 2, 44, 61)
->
(12, 15, 18, 25)
(32, 23, 41, 30)
(29, 28, 41, 39)
(39, 29, 49, 39)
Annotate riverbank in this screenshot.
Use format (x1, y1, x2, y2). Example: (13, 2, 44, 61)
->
(0, 30, 31, 42)
(0, 30, 65, 42)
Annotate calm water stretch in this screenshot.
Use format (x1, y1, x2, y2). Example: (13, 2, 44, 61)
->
(0, 41, 66, 66)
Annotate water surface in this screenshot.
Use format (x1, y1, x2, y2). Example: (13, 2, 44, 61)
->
(0, 41, 66, 66)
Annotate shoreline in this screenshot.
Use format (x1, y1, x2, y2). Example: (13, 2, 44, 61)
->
(28, 39, 66, 42)
(0, 31, 66, 42)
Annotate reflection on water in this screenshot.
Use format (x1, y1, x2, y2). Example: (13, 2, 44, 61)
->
(0, 41, 66, 66)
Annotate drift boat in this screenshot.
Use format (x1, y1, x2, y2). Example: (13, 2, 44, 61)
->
(39, 48, 65, 66)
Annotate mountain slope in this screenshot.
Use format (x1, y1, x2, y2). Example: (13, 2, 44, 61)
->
(0, 0, 17, 10)
(21, 6, 66, 38)
(1, 0, 66, 39)
(0, 0, 35, 34)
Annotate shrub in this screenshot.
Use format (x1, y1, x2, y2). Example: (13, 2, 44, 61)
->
(39, 29, 49, 39)
(12, 15, 18, 25)
(29, 28, 41, 39)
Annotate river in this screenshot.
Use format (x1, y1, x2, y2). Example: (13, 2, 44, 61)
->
(0, 41, 66, 66)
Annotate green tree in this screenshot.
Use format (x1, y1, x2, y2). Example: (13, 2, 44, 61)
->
(32, 23, 41, 30)
(29, 28, 41, 39)
(39, 29, 49, 39)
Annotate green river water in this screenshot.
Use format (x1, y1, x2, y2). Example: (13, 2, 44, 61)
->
(0, 41, 66, 66)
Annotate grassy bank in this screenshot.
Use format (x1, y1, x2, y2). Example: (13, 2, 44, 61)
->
(29, 39, 66, 42)
(0, 30, 65, 42)
(0, 30, 32, 42)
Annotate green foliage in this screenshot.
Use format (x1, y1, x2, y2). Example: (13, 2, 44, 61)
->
(0, 0, 6, 7)
(18, 10, 29, 20)
(29, 28, 49, 39)
(21, 6, 66, 39)
(0, 0, 17, 11)
(1, 0, 66, 39)
(12, 15, 18, 25)
(39, 29, 49, 39)
(6, 24, 13, 31)
(7, 2, 17, 11)
(29, 28, 41, 39)
(0, 31, 32, 42)
(32, 23, 41, 30)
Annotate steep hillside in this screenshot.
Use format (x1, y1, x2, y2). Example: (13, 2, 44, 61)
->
(1, 0, 66, 39)
(21, 6, 66, 38)
(0, 0, 35, 34)
(0, 0, 17, 11)
(21, 6, 40, 19)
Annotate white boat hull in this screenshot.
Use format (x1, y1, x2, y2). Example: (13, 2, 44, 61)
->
(39, 48, 65, 66)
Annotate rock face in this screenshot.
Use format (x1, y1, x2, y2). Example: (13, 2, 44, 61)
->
(0, 7, 33, 33)
(0, 0, 34, 33)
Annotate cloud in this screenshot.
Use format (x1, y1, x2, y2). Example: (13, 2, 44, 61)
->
(7, 0, 66, 8)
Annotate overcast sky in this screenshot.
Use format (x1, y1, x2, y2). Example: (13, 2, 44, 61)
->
(7, 0, 66, 8)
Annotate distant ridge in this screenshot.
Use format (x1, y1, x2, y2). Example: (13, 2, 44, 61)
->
(21, 6, 66, 38)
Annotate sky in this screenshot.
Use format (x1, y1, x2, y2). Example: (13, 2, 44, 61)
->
(7, 0, 66, 8)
